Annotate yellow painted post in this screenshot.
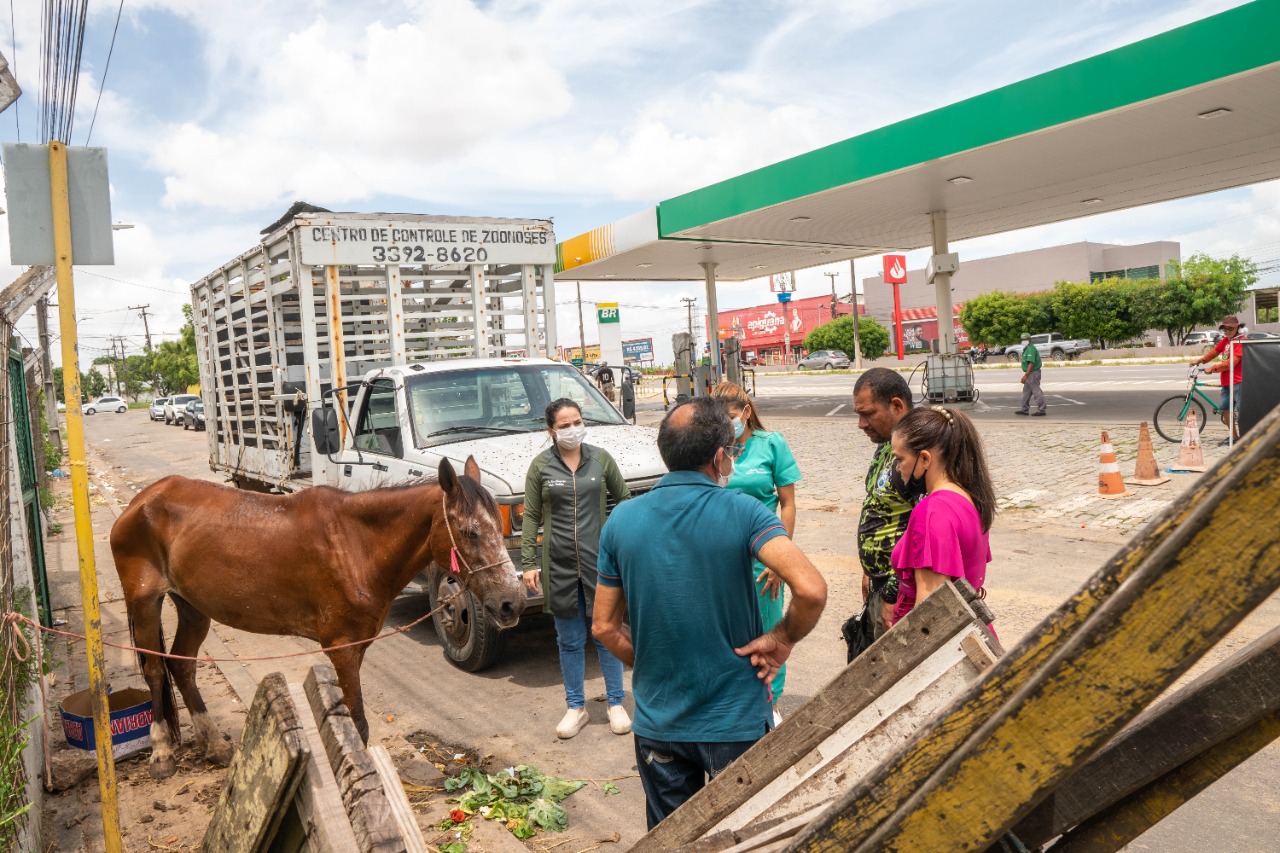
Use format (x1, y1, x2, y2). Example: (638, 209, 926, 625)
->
(49, 140, 123, 853)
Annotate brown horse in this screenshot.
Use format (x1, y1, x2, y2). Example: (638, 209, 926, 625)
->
(110, 456, 524, 779)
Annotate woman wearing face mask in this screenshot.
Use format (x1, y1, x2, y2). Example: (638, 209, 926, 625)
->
(709, 382, 801, 717)
(521, 398, 632, 739)
(888, 406, 996, 628)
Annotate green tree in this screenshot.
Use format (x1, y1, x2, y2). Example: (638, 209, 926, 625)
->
(1130, 253, 1255, 345)
(1051, 279, 1145, 349)
(153, 305, 199, 394)
(959, 291, 1046, 346)
(802, 315, 889, 361)
(82, 368, 107, 398)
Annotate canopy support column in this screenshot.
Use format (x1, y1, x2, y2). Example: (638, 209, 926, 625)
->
(931, 211, 955, 354)
(702, 262, 721, 384)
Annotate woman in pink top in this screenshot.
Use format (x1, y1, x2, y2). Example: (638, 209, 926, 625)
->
(888, 405, 996, 625)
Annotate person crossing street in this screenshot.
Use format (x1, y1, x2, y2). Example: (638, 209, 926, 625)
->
(1015, 332, 1047, 417)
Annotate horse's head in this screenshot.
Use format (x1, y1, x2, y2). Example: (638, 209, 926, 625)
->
(435, 456, 525, 629)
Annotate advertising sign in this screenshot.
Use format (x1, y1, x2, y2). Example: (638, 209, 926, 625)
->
(597, 302, 620, 324)
(715, 295, 850, 350)
(770, 272, 796, 293)
(622, 338, 655, 363)
(882, 254, 908, 284)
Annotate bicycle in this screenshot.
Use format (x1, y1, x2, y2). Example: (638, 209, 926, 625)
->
(1152, 365, 1229, 442)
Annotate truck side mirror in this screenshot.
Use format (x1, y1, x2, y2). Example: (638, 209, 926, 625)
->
(312, 406, 342, 456)
(621, 379, 636, 423)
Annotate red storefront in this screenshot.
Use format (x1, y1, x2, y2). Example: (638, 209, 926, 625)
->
(896, 303, 969, 353)
(712, 295, 857, 365)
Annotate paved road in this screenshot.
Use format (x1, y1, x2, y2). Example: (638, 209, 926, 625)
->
(77, 403, 1278, 851)
(746, 362, 1201, 426)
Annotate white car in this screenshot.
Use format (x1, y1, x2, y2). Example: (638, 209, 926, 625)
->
(164, 394, 201, 425)
(85, 396, 128, 415)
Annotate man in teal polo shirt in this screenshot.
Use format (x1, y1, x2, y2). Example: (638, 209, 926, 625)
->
(593, 397, 828, 829)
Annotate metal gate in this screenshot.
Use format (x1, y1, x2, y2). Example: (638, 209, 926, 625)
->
(9, 346, 50, 626)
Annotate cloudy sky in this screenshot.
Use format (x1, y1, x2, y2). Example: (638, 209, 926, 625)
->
(1, 0, 1276, 367)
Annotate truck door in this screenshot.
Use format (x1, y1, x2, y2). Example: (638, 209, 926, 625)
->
(341, 378, 416, 491)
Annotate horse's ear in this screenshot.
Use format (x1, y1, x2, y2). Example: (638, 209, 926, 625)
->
(438, 458, 458, 494)
(463, 455, 481, 483)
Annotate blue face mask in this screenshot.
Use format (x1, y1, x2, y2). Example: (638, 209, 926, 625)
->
(731, 416, 745, 439)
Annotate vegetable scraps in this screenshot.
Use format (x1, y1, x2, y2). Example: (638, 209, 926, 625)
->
(437, 764, 587, 849)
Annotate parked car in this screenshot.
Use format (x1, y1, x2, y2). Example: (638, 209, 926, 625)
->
(741, 354, 763, 366)
(1004, 333, 1091, 361)
(181, 399, 205, 431)
(797, 349, 850, 370)
(1245, 331, 1280, 340)
(149, 397, 170, 421)
(84, 396, 128, 415)
(164, 394, 201, 425)
(1182, 330, 1223, 347)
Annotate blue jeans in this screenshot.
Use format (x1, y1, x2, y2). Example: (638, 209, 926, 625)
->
(634, 734, 761, 829)
(1220, 384, 1241, 417)
(554, 583, 624, 709)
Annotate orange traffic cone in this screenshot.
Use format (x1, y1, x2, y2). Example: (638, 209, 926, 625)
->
(1126, 422, 1170, 486)
(1174, 409, 1207, 472)
(1097, 430, 1131, 499)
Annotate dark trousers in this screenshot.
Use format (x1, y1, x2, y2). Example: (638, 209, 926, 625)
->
(634, 734, 760, 829)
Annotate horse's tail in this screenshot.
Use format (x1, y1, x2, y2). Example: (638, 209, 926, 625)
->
(127, 608, 179, 738)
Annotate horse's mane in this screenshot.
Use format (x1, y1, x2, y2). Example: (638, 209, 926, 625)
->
(345, 474, 498, 517)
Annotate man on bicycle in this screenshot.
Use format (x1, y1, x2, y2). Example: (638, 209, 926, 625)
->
(1190, 315, 1244, 437)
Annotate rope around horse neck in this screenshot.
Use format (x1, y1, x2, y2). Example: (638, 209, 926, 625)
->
(1, 589, 464, 665)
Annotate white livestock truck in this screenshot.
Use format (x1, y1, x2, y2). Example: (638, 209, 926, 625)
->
(190, 211, 666, 670)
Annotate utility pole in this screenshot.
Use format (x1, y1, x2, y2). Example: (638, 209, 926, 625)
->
(113, 337, 128, 397)
(681, 296, 697, 338)
(37, 296, 62, 453)
(849, 258, 863, 370)
(575, 282, 587, 363)
(130, 304, 153, 351)
(824, 271, 840, 323)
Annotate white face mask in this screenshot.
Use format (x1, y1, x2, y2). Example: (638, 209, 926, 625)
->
(555, 424, 587, 451)
(716, 451, 735, 487)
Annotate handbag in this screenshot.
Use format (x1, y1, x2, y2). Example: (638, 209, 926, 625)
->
(840, 596, 877, 664)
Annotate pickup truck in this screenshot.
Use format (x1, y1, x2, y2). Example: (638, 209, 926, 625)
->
(1004, 333, 1092, 362)
(190, 211, 668, 671)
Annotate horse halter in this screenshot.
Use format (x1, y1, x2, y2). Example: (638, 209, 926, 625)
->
(440, 494, 510, 578)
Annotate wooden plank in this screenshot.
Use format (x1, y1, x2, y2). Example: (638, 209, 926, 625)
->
(204, 672, 308, 853)
(750, 641, 987, 825)
(284, 682, 361, 853)
(630, 582, 980, 852)
(303, 665, 407, 853)
(367, 746, 428, 853)
(203, 675, 305, 852)
(795, 406, 1280, 853)
(783, 407, 1280, 853)
(1015, 624, 1280, 847)
(714, 630, 975, 833)
(677, 805, 830, 853)
(1049, 711, 1280, 853)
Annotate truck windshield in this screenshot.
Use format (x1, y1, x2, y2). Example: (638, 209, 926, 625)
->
(404, 364, 626, 448)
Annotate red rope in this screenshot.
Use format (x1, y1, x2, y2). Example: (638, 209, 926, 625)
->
(1, 592, 461, 664)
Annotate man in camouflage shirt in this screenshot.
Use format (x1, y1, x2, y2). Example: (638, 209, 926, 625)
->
(852, 368, 915, 636)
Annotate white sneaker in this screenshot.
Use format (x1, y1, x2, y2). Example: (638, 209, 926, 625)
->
(556, 708, 589, 739)
(607, 705, 632, 735)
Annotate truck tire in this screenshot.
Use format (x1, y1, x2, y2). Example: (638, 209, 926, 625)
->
(427, 568, 506, 672)
(1050, 347, 1066, 359)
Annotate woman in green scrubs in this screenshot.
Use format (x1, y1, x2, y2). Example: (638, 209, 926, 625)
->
(710, 382, 801, 717)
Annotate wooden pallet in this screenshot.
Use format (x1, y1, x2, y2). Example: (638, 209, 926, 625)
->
(203, 665, 425, 853)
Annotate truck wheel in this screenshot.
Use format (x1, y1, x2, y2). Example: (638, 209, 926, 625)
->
(428, 569, 506, 672)
(1050, 347, 1066, 359)
(1006, 352, 1021, 363)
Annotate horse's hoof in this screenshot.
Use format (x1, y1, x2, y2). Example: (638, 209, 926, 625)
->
(149, 756, 177, 779)
(206, 738, 234, 767)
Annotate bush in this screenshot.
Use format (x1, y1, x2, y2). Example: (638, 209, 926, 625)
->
(802, 316, 889, 361)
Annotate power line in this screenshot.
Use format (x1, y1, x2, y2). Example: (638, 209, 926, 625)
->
(84, 0, 124, 145)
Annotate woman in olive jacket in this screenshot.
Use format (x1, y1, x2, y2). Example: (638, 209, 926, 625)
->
(521, 398, 631, 739)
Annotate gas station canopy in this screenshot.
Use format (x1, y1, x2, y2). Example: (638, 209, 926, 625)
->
(555, 1, 1280, 283)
